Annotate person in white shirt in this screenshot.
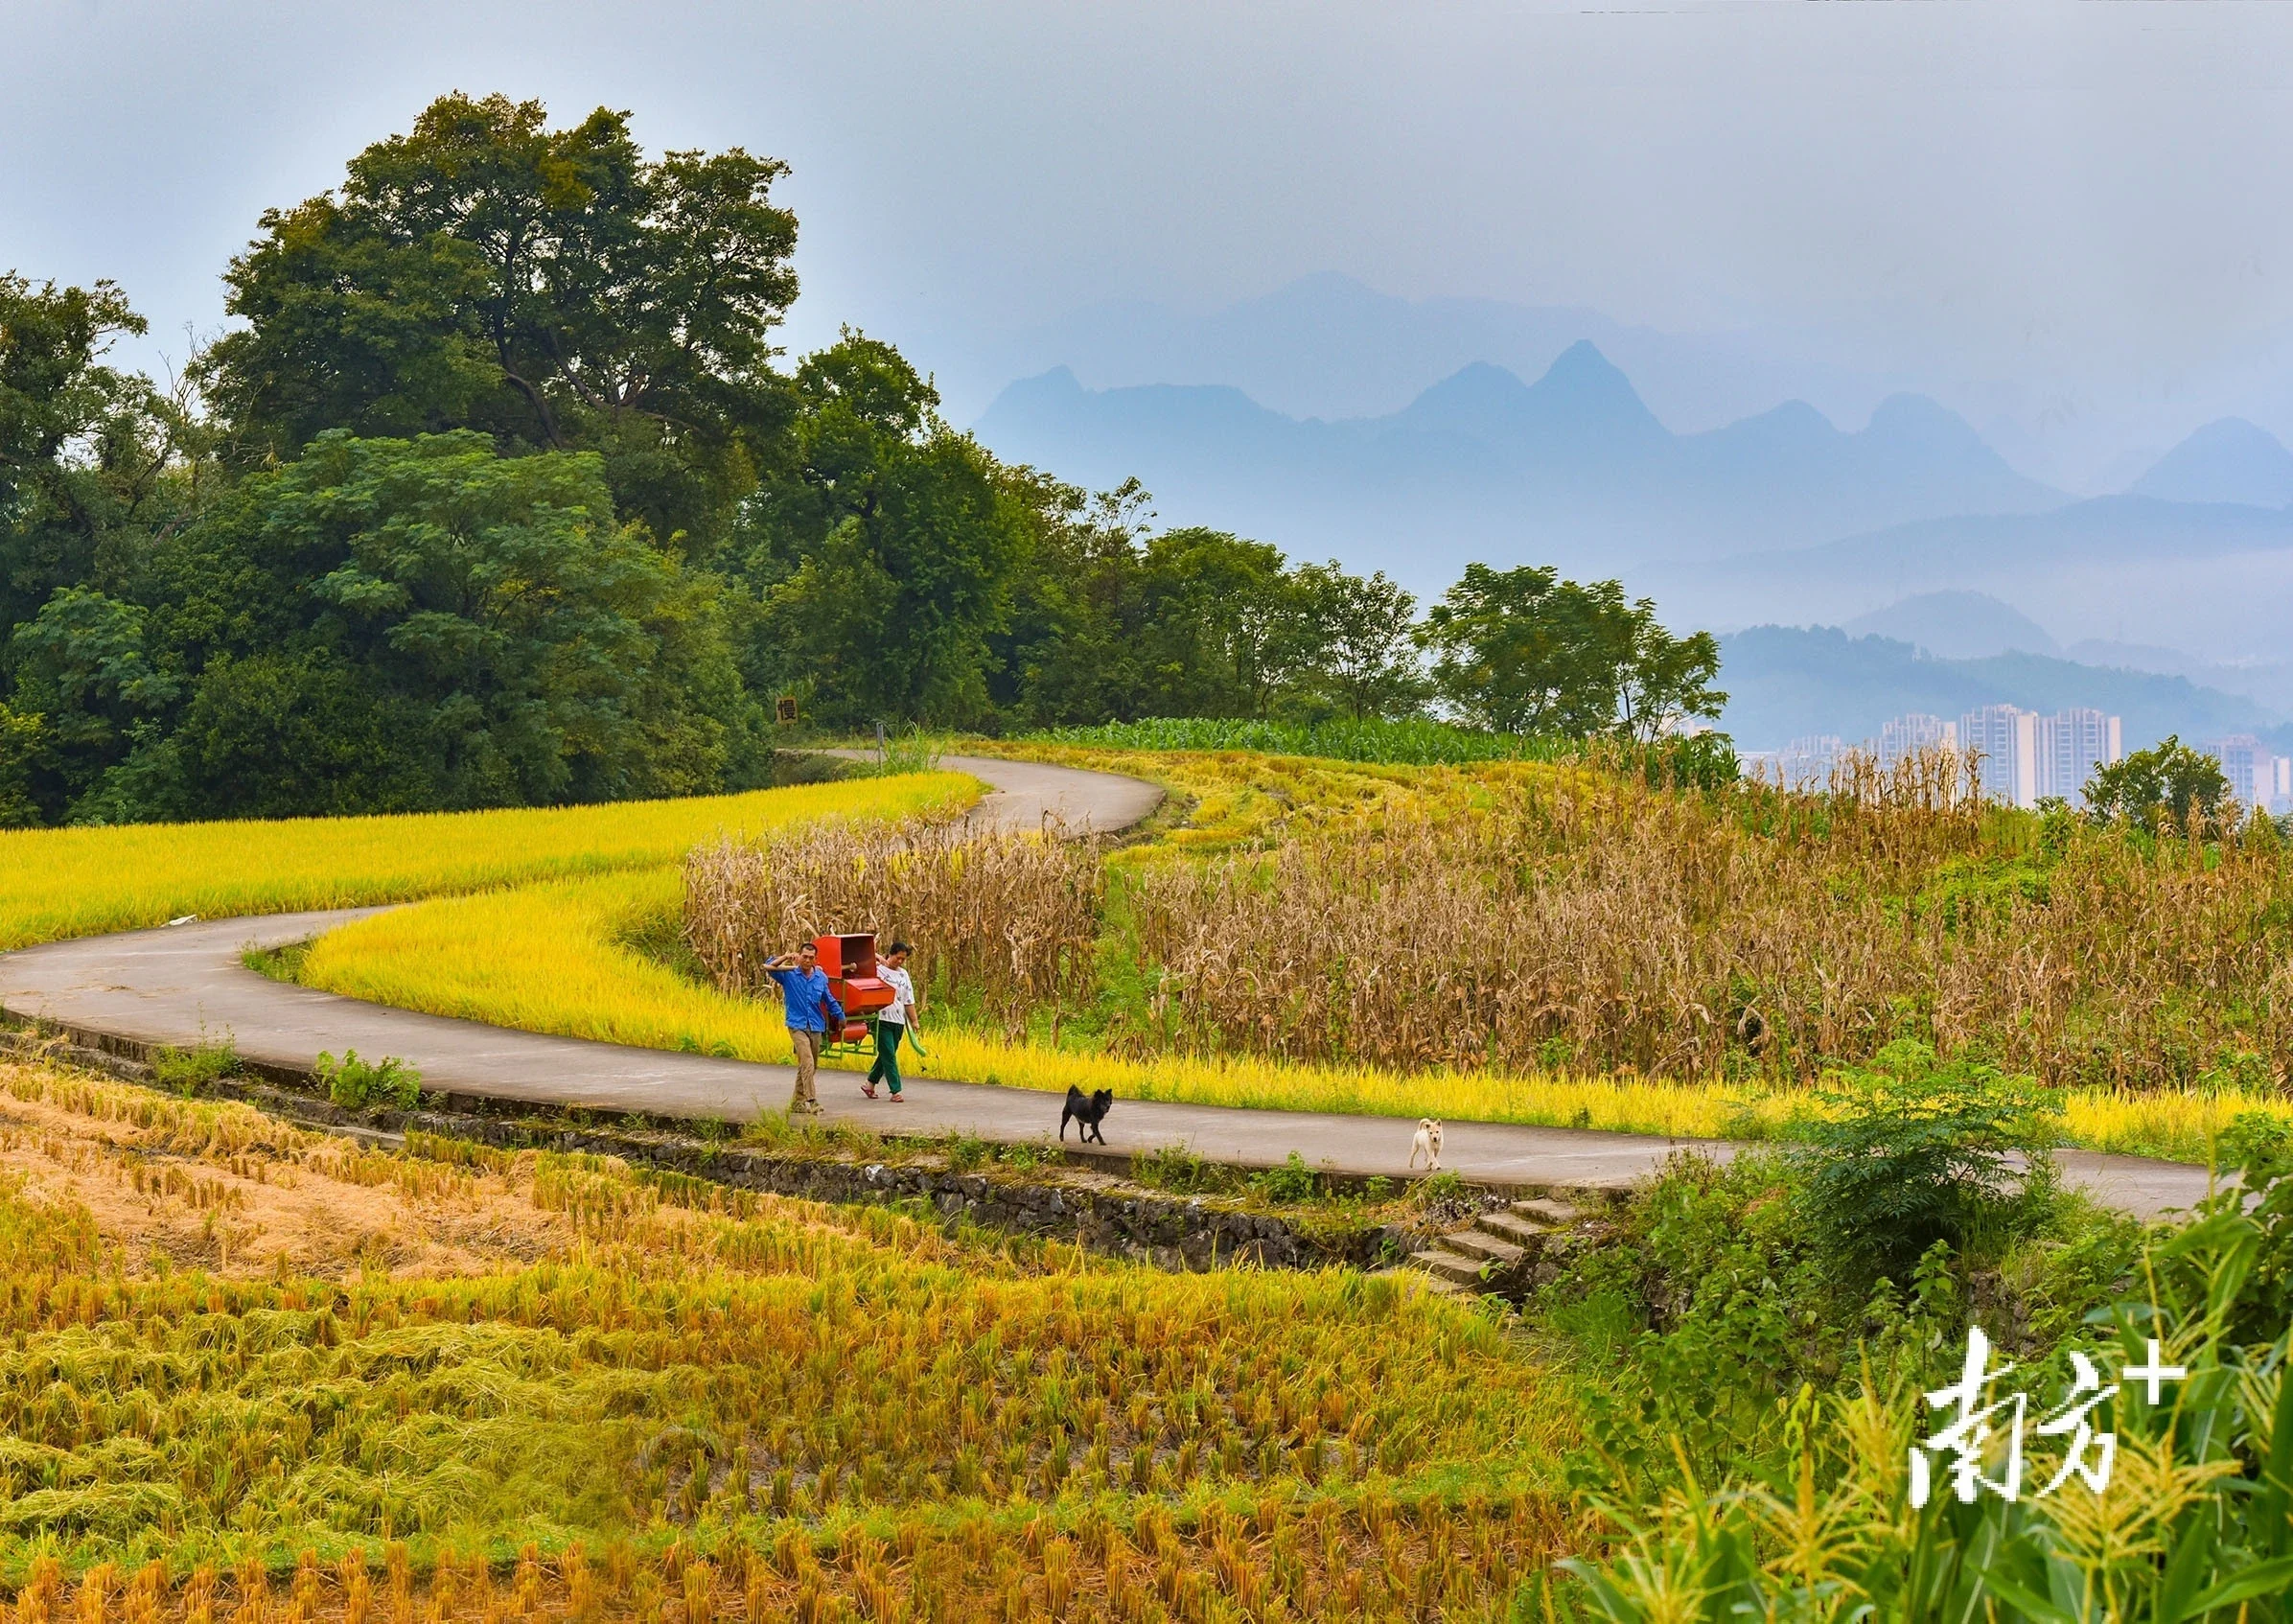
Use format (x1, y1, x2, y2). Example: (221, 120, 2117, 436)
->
(862, 940, 921, 1101)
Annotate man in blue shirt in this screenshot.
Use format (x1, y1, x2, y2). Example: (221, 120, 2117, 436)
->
(764, 940, 845, 1115)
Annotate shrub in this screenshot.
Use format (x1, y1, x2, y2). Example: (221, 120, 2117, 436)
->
(1793, 1039, 2061, 1279)
(1560, 1121, 2293, 1621)
(2084, 732, 2233, 829)
(1249, 1150, 1321, 1203)
(149, 1039, 240, 1094)
(314, 1048, 422, 1111)
(1132, 1143, 1233, 1195)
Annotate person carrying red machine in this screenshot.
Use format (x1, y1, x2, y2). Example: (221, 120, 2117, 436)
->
(762, 940, 845, 1116)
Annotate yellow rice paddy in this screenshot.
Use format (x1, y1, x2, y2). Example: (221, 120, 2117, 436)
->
(0, 774, 979, 950)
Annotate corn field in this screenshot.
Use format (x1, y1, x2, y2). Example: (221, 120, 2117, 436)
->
(1108, 748, 2293, 1090)
(684, 821, 1104, 1032)
(0, 1055, 1567, 1616)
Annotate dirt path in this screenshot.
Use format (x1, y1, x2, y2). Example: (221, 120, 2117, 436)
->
(0, 755, 2213, 1218)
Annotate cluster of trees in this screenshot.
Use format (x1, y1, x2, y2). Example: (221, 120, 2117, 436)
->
(1, 93, 1724, 826)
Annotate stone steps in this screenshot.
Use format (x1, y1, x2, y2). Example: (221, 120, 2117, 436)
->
(1409, 1248, 1491, 1288)
(1473, 1211, 1549, 1247)
(1397, 1194, 1592, 1302)
(1442, 1229, 1525, 1266)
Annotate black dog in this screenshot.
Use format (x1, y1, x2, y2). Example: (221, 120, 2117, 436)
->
(1060, 1085, 1114, 1144)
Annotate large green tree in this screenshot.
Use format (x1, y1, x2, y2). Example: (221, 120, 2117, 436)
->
(739, 335, 1031, 728)
(203, 93, 799, 557)
(1, 275, 195, 652)
(1420, 562, 1723, 738)
(1286, 562, 1425, 720)
(2084, 734, 2234, 831)
(26, 430, 757, 823)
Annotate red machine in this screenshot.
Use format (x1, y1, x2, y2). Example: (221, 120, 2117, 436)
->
(815, 932, 894, 1049)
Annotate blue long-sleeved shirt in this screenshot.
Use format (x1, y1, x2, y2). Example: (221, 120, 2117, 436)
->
(767, 965, 845, 1033)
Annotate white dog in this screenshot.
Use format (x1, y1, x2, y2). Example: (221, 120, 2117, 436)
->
(1409, 1118, 1444, 1172)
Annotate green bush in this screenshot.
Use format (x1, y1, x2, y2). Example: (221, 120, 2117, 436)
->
(1249, 1150, 1321, 1203)
(313, 1048, 421, 1111)
(149, 1039, 240, 1094)
(1132, 1143, 1235, 1195)
(1793, 1040, 2062, 1280)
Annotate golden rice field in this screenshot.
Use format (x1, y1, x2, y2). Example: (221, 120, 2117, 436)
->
(0, 1054, 1571, 1619)
(0, 774, 979, 951)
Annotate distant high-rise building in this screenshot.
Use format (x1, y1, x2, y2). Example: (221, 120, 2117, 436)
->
(1877, 713, 1957, 766)
(1959, 706, 2040, 807)
(2213, 735, 2266, 807)
(1776, 734, 1846, 789)
(2037, 708, 2123, 804)
(2275, 755, 2292, 815)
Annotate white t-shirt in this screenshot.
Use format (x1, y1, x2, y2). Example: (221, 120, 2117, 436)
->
(878, 964, 917, 1025)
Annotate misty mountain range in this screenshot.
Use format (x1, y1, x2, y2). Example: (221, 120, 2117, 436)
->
(970, 322, 2293, 752)
(979, 343, 2065, 576)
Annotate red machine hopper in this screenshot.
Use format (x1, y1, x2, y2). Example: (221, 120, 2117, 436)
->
(814, 932, 893, 1045)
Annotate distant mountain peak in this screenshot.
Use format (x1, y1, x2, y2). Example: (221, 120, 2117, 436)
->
(2129, 417, 2293, 508)
(1844, 590, 2059, 661)
(1395, 342, 1668, 454)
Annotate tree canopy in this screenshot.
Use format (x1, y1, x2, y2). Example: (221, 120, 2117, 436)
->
(203, 92, 799, 558)
(1419, 563, 1725, 740)
(2084, 734, 2234, 831)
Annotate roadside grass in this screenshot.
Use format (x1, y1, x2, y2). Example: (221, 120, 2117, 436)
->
(301, 869, 802, 1062)
(0, 773, 981, 951)
(0, 1054, 1571, 1616)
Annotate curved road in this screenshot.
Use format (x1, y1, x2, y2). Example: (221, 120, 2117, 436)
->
(0, 754, 2214, 1217)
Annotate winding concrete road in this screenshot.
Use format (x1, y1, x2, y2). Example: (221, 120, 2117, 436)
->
(0, 754, 2216, 1217)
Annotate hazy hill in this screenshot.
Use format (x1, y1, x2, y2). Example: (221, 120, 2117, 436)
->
(1716, 625, 2282, 754)
(2062, 639, 2293, 717)
(955, 271, 1934, 431)
(1649, 497, 2293, 663)
(2129, 418, 2293, 507)
(977, 345, 2065, 583)
(1843, 592, 2059, 659)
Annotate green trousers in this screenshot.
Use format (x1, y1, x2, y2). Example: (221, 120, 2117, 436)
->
(868, 1021, 905, 1094)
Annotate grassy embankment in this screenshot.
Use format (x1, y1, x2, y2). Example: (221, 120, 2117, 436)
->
(0, 1053, 1565, 1617)
(295, 737, 2292, 1163)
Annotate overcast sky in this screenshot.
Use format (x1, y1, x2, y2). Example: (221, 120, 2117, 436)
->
(9, 0, 2293, 479)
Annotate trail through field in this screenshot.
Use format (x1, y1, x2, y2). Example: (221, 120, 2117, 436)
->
(0, 756, 2212, 1218)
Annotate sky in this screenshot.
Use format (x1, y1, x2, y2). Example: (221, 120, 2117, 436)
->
(9, 0, 2293, 488)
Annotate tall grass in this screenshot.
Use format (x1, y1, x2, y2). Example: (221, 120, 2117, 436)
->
(0, 1054, 1573, 1621)
(0, 775, 981, 951)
